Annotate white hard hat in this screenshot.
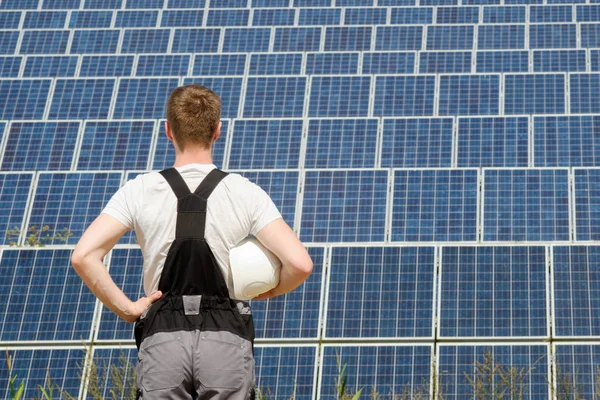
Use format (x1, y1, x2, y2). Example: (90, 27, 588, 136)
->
(229, 237, 281, 300)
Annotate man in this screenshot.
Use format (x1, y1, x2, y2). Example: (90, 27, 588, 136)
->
(72, 84, 313, 399)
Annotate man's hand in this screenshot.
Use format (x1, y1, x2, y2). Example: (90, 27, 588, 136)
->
(123, 291, 163, 322)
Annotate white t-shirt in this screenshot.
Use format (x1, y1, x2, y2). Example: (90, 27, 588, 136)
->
(102, 163, 282, 298)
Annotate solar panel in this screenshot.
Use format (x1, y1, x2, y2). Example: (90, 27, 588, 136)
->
(249, 53, 302, 75)
(0, 173, 34, 246)
(69, 10, 113, 28)
(0, 31, 20, 55)
(152, 119, 229, 170)
(437, 344, 549, 399)
(49, 78, 115, 119)
(458, 117, 528, 167)
(207, 9, 250, 26)
(223, 27, 270, 53)
(136, 54, 190, 77)
(483, 168, 570, 241)
(380, 0, 418, 6)
(305, 118, 377, 167)
(253, 8, 296, 26)
(115, 10, 159, 28)
(326, 246, 434, 338)
(308, 76, 370, 117)
(254, 345, 318, 400)
(530, 24, 577, 48)
(273, 27, 322, 52)
(228, 170, 299, 228)
(0, 249, 96, 341)
(295, 0, 333, 6)
(172, 29, 221, 53)
(0, 348, 85, 399)
(0, 79, 51, 120)
(243, 76, 306, 118)
(325, 26, 371, 51)
(436, 6, 479, 23)
(300, 169, 388, 242)
(476, 51, 529, 72)
(439, 75, 500, 116)
(483, 5, 526, 22)
(505, 74, 566, 114)
(574, 170, 600, 240)
(90, 347, 138, 397)
(577, 5, 600, 21)
(183, 77, 243, 118)
(531, 5, 573, 22)
(26, 172, 123, 244)
(84, 0, 122, 9)
(71, 29, 120, 54)
(419, 51, 472, 73)
(122, 29, 170, 53)
(374, 76, 435, 116)
(209, 0, 247, 7)
(160, 9, 204, 27)
(0, 0, 39, 9)
(250, 247, 323, 339)
(2, 121, 79, 171)
(126, 0, 163, 8)
(23, 11, 67, 29)
(42, 0, 81, 8)
(375, 26, 422, 51)
(113, 78, 180, 119)
(298, 8, 341, 25)
(305, 53, 356, 75)
(581, 23, 600, 48)
(229, 119, 303, 169)
(478, 25, 525, 49)
(381, 118, 453, 168)
(391, 169, 478, 241)
(319, 345, 432, 399)
(571, 74, 600, 114)
(193, 54, 246, 76)
(23, 55, 77, 77)
(168, 0, 204, 6)
(344, 7, 387, 25)
(533, 50, 585, 72)
(389, 7, 432, 24)
(19, 30, 69, 54)
(0, 56, 22, 77)
(253, 0, 289, 6)
(0, 12, 22, 29)
(337, 0, 374, 5)
(426, 25, 474, 50)
(362, 52, 415, 74)
(592, 50, 600, 71)
(80, 55, 134, 77)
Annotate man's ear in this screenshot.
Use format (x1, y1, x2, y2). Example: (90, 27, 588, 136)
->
(212, 121, 222, 142)
(165, 121, 175, 142)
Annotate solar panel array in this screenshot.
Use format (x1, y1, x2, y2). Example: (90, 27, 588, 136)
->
(1, 0, 600, 398)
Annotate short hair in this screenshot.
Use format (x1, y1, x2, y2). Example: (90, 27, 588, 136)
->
(166, 84, 221, 151)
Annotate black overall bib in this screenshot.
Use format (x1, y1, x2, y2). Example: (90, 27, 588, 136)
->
(134, 168, 256, 399)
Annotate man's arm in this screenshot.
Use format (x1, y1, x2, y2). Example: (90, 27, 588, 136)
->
(253, 218, 313, 300)
(71, 213, 162, 322)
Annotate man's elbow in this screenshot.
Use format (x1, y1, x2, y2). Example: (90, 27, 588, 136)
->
(291, 253, 313, 278)
(71, 248, 89, 272)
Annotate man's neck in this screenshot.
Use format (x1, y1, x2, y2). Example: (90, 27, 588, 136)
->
(173, 146, 213, 168)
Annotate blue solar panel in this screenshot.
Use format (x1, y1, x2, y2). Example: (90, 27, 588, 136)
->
(554, 246, 600, 336)
(437, 6, 479, 23)
(0, 79, 50, 120)
(122, 29, 170, 53)
(90, 347, 138, 396)
(571, 74, 600, 114)
(441, 246, 547, 337)
(160, 9, 204, 27)
(0, 0, 39, 9)
(113, 78, 180, 119)
(458, 117, 528, 167)
(222, 27, 271, 53)
(478, 25, 525, 49)
(534, 116, 600, 167)
(325, 26, 371, 51)
(505, 74, 566, 114)
(381, 118, 453, 168)
(183, 77, 243, 118)
(294, 0, 332, 6)
(344, 7, 387, 25)
(210, 0, 246, 7)
(273, 27, 322, 52)
(592, 50, 600, 71)
(438, 345, 549, 399)
(23, 11, 67, 29)
(136, 54, 190, 77)
(530, 24, 577, 48)
(483, 169, 570, 241)
(533, 50, 585, 72)
(476, 50, 529, 72)
(392, 169, 478, 241)
(298, 8, 341, 25)
(362, 52, 415, 74)
(115, 10, 158, 28)
(23, 55, 77, 77)
(69, 11, 113, 28)
(305, 118, 377, 167)
(320, 345, 432, 399)
(337, 0, 374, 5)
(126, 0, 163, 8)
(27, 172, 123, 244)
(555, 344, 600, 397)
(0, 12, 22, 29)
(375, 26, 422, 50)
(0, 249, 96, 341)
(253, 8, 296, 26)
(243, 77, 306, 118)
(20, 30, 69, 54)
(0, 348, 84, 399)
(0, 56, 21, 77)
(306, 53, 357, 75)
(84, 0, 122, 8)
(80, 55, 134, 77)
(326, 246, 435, 338)
(42, 0, 81, 8)
(419, 51, 472, 73)
(250, 247, 323, 339)
(309, 76, 370, 117)
(207, 9, 250, 26)
(78, 120, 154, 170)
(2, 122, 79, 171)
(300, 169, 388, 242)
(581, 23, 600, 48)
(0, 31, 20, 54)
(97, 248, 144, 340)
(229, 119, 303, 169)
(249, 53, 301, 75)
(577, 5, 600, 21)
(172, 29, 221, 53)
(0, 173, 33, 246)
(505, 0, 543, 4)
(152, 119, 229, 170)
(390, 7, 432, 24)
(167, 0, 204, 6)
(483, 5, 526, 22)
(255, 346, 317, 400)
(439, 75, 500, 116)
(253, 0, 289, 6)
(194, 54, 246, 76)
(531, 5, 573, 22)
(374, 76, 435, 117)
(71, 29, 120, 54)
(49, 79, 115, 120)
(574, 170, 600, 240)
(426, 25, 474, 50)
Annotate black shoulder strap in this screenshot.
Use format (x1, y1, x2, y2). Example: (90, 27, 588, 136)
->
(193, 168, 228, 199)
(160, 168, 191, 199)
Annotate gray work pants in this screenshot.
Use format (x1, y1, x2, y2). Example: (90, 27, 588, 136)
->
(136, 330, 255, 399)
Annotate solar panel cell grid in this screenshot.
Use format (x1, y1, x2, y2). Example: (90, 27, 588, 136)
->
(125, 0, 163, 8)
(253, 8, 296, 26)
(530, 5, 573, 22)
(79, 55, 134, 77)
(0, 173, 34, 246)
(207, 9, 250, 26)
(42, 0, 81, 8)
(210, 0, 247, 7)
(379, 0, 417, 5)
(533, 50, 586, 72)
(223, 27, 270, 53)
(374, 75, 435, 117)
(49, 78, 115, 119)
(476, 51, 529, 73)
(0, 56, 21, 77)
(530, 24, 577, 49)
(115, 10, 159, 28)
(504, 74, 566, 114)
(325, 26, 371, 51)
(482, 5, 526, 23)
(306, 52, 358, 75)
(577, 5, 600, 21)
(581, 23, 600, 48)
(91, 347, 138, 395)
(574, 170, 600, 240)
(168, 0, 205, 7)
(389, 7, 433, 24)
(69, 11, 113, 28)
(23, 11, 67, 29)
(136, 54, 190, 77)
(160, 9, 204, 27)
(570, 74, 600, 114)
(20, 30, 70, 54)
(419, 52, 472, 73)
(122, 29, 171, 53)
(0, 79, 51, 120)
(363, 52, 415, 74)
(436, 6, 479, 23)
(0, 0, 39, 9)
(344, 7, 387, 25)
(84, 0, 123, 8)
(555, 345, 600, 397)
(243, 76, 306, 118)
(439, 75, 500, 116)
(113, 77, 180, 119)
(252, 0, 289, 6)
(294, 0, 333, 7)
(70, 29, 120, 54)
(375, 26, 422, 51)
(193, 54, 246, 76)
(172, 29, 221, 53)
(308, 76, 370, 117)
(478, 25, 525, 49)
(23, 55, 78, 77)
(0, 12, 22, 29)
(426, 25, 474, 50)
(298, 8, 341, 26)
(273, 27, 322, 52)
